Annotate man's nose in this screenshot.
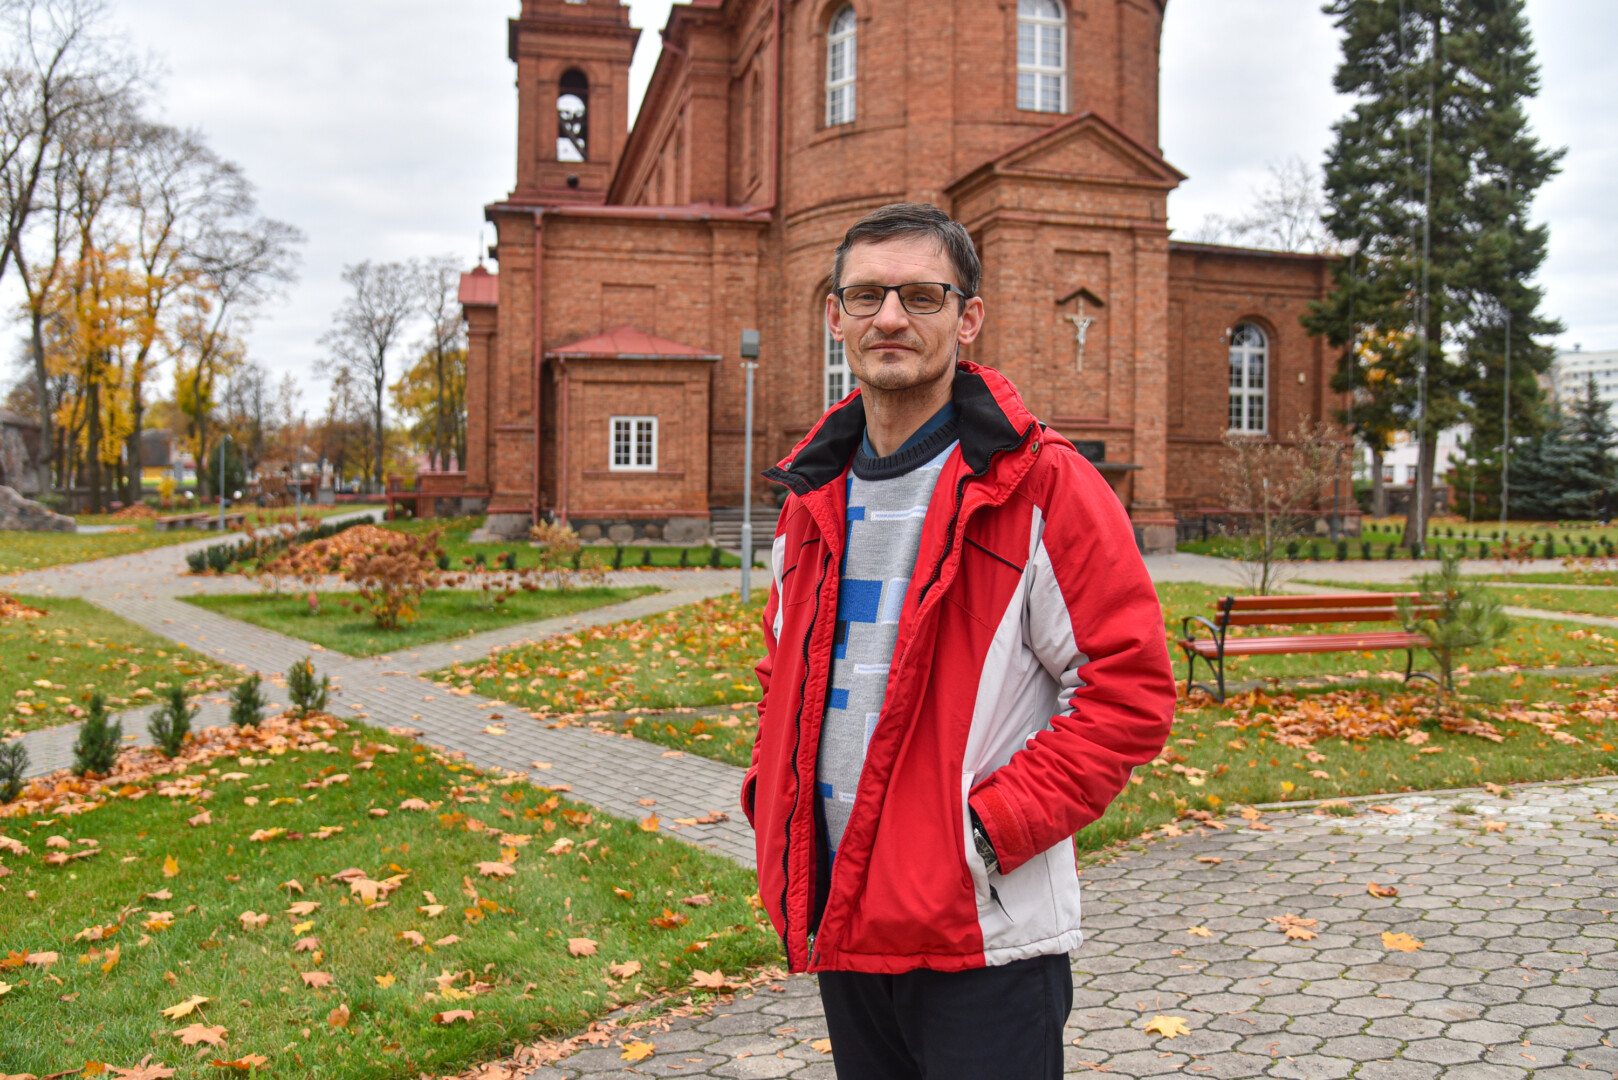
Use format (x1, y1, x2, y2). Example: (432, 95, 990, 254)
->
(872, 290, 910, 333)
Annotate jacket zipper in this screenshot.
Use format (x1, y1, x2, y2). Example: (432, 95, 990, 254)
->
(780, 546, 834, 967)
(917, 424, 1036, 607)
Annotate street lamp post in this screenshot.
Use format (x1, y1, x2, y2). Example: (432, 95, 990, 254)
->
(217, 434, 232, 531)
(739, 329, 761, 603)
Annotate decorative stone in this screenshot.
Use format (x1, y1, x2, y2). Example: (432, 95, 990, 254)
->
(606, 523, 635, 543)
(0, 485, 74, 532)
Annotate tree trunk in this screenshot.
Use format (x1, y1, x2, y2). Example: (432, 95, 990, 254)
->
(1370, 448, 1387, 517)
(434, 346, 446, 472)
(374, 372, 385, 493)
(86, 370, 103, 514)
(126, 385, 144, 508)
(29, 308, 52, 494)
(1402, 431, 1438, 552)
(195, 369, 210, 502)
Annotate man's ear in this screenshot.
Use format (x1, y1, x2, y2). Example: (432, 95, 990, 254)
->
(826, 294, 845, 342)
(957, 295, 985, 346)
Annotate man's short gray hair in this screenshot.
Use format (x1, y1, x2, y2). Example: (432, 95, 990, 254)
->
(831, 202, 981, 299)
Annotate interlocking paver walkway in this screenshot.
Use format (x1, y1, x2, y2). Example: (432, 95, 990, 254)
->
(523, 781, 1618, 1079)
(5, 535, 1617, 1077)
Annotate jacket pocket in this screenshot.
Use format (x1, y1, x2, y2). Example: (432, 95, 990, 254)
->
(962, 771, 1014, 932)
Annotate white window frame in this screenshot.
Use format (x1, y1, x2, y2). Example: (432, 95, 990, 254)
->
(609, 416, 658, 472)
(1016, 0, 1066, 114)
(825, 323, 849, 409)
(826, 5, 857, 127)
(1227, 323, 1268, 434)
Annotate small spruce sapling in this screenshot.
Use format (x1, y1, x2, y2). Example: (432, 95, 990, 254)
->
(149, 686, 197, 757)
(71, 693, 122, 776)
(287, 657, 330, 716)
(1401, 545, 1511, 691)
(230, 673, 268, 728)
(0, 741, 28, 802)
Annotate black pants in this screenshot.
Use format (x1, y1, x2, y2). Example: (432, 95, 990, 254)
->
(817, 953, 1073, 1080)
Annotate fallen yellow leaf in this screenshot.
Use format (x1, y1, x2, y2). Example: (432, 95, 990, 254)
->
(811, 1038, 833, 1054)
(161, 995, 211, 1019)
(100, 943, 121, 972)
(1185, 926, 1213, 938)
(374, 973, 396, 988)
(1381, 931, 1423, 952)
(620, 1041, 656, 1062)
(162, 855, 180, 878)
(1143, 1015, 1191, 1038)
(638, 815, 660, 832)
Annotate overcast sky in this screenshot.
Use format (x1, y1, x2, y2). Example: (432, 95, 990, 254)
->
(7, 0, 1613, 410)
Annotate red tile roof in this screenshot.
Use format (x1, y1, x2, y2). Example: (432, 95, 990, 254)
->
(458, 265, 497, 306)
(544, 325, 721, 361)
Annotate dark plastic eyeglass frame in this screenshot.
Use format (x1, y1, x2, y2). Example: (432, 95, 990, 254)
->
(832, 282, 970, 317)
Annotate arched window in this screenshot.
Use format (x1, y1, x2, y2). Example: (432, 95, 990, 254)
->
(825, 323, 849, 409)
(826, 6, 857, 127)
(1228, 323, 1268, 433)
(557, 69, 589, 162)
(1017, 0, 1066, 113)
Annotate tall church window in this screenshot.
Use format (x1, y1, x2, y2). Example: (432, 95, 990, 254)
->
(826, 6, 857, 127)
(557, 69, 589, 162)
(1227, 323, 1268, 434)
(825, 324, 849, 409)
(1017, 0, 1066, 113)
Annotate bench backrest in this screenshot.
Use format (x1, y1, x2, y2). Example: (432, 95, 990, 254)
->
(1215, 593, 1438, 627)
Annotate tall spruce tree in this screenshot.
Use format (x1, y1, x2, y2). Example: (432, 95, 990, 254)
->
(1306, 0, 1563, 543)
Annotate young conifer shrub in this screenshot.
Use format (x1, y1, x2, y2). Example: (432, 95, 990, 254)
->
(287, 657, 330, 716)
(148, 686, 196, 758)
(0, 742, 29, 802)
(230, 673, 268, 728)
(72, 693, 122, 776)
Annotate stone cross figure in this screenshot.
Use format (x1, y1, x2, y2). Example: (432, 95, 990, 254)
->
(1057, 286, 1106, 373)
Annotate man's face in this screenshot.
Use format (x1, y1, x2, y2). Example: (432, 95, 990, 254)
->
(827, 235, 985, 395)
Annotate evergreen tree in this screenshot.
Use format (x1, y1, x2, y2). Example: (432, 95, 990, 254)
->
(1306, 0, 1563, 542)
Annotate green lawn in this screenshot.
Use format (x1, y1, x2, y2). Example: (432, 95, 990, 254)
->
(434, 593, 767, 766)
(1, 596, 240, 735)
(0, 713, 778, 1079)
(1076, 671, 1618, 854)
(0, 529, 216, 573)
(382, 518, 748, 571)
(1471, 570, 1618, 587)
(181, 587, 659, 657)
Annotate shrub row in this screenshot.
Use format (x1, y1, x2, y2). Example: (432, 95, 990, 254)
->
(186, 516, 365, 575)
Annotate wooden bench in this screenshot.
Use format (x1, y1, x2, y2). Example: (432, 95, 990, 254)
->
(155, 512, 209, 532)
(199, 511, 247, 531)
(1179, 593, 1437, 702)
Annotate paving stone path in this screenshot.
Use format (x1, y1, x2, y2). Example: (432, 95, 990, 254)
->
(6, 537, 1618, 1078)
(526, 780, 1618, 1080)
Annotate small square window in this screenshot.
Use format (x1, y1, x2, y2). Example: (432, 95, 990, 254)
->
(610, 416, 657, 472)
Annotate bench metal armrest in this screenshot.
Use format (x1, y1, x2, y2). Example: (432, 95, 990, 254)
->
(1180, 614, 1224, 645)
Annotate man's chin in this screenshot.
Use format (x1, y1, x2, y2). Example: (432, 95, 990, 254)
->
(852, 355, 949, 392)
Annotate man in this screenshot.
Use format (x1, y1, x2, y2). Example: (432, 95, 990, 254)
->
(743, 203, 1175, 1079)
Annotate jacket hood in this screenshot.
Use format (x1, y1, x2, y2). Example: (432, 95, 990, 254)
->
(764, 361, 1038, 497)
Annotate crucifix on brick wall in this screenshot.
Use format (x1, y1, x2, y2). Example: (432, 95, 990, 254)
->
(1056, 286, 1105, 373)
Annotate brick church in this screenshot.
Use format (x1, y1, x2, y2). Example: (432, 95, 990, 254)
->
(456, 0, 1340, 553)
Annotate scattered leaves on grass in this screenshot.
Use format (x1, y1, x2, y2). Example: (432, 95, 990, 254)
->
(161, 855, 179, 878)
(476, 860, 516, 878)
(399, 798, 430, 811)
(327, 1004, 350, 1028)
(649, 909, 690, 929)
(374, 973, 396, 988)
(1382, 931, 1423, 952)
(680, 893, 711, 906)
(567, 938, 598, 957)
(609, 960, 642, 979)
(108, 1056, 176, 1078)
(1143, 1015, 1191, 1039)
(432, 1010, 474, 1025)
(237, 911, 269, 930)
(620, 1042, 656, 1062)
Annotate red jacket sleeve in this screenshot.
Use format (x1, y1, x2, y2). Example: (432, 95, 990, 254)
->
(968, 449, 1175, 874)
(743, 529, 786, 828)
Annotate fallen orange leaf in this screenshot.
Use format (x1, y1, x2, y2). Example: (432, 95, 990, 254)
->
(292, 937, 320, 952)
(173, 1022, 227, 1047)
(475, 861, 516, 878)
(208, 1055, 268, 1071)
(568, 937, 598, 957)
(238, 911, 269, 931)
(432, 1010, 474, 1025)
(108, 1055, 177, 1078)
(327, 1004, 350, 1028)
(433, 935, 460, 947)
(1143, 1015, 1191, 1038)
(1367, 882, 1399, 898)
(609, 960, 642, 979)
(1381, 931, 1423, 952)
(680, 893, 712, 907)
(638, 815, 660, 833)
(299, 971, 334, 988)
(161, 855, 179, 878)
(811, 1038, 833, 1054)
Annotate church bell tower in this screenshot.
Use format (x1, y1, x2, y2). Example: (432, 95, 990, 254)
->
(509, 0, 639, 203)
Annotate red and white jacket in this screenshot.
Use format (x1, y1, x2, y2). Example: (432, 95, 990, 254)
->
(742, 361, 1175, 975)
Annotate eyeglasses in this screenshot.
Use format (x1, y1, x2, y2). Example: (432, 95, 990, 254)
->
(833, 282, 969, 317)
